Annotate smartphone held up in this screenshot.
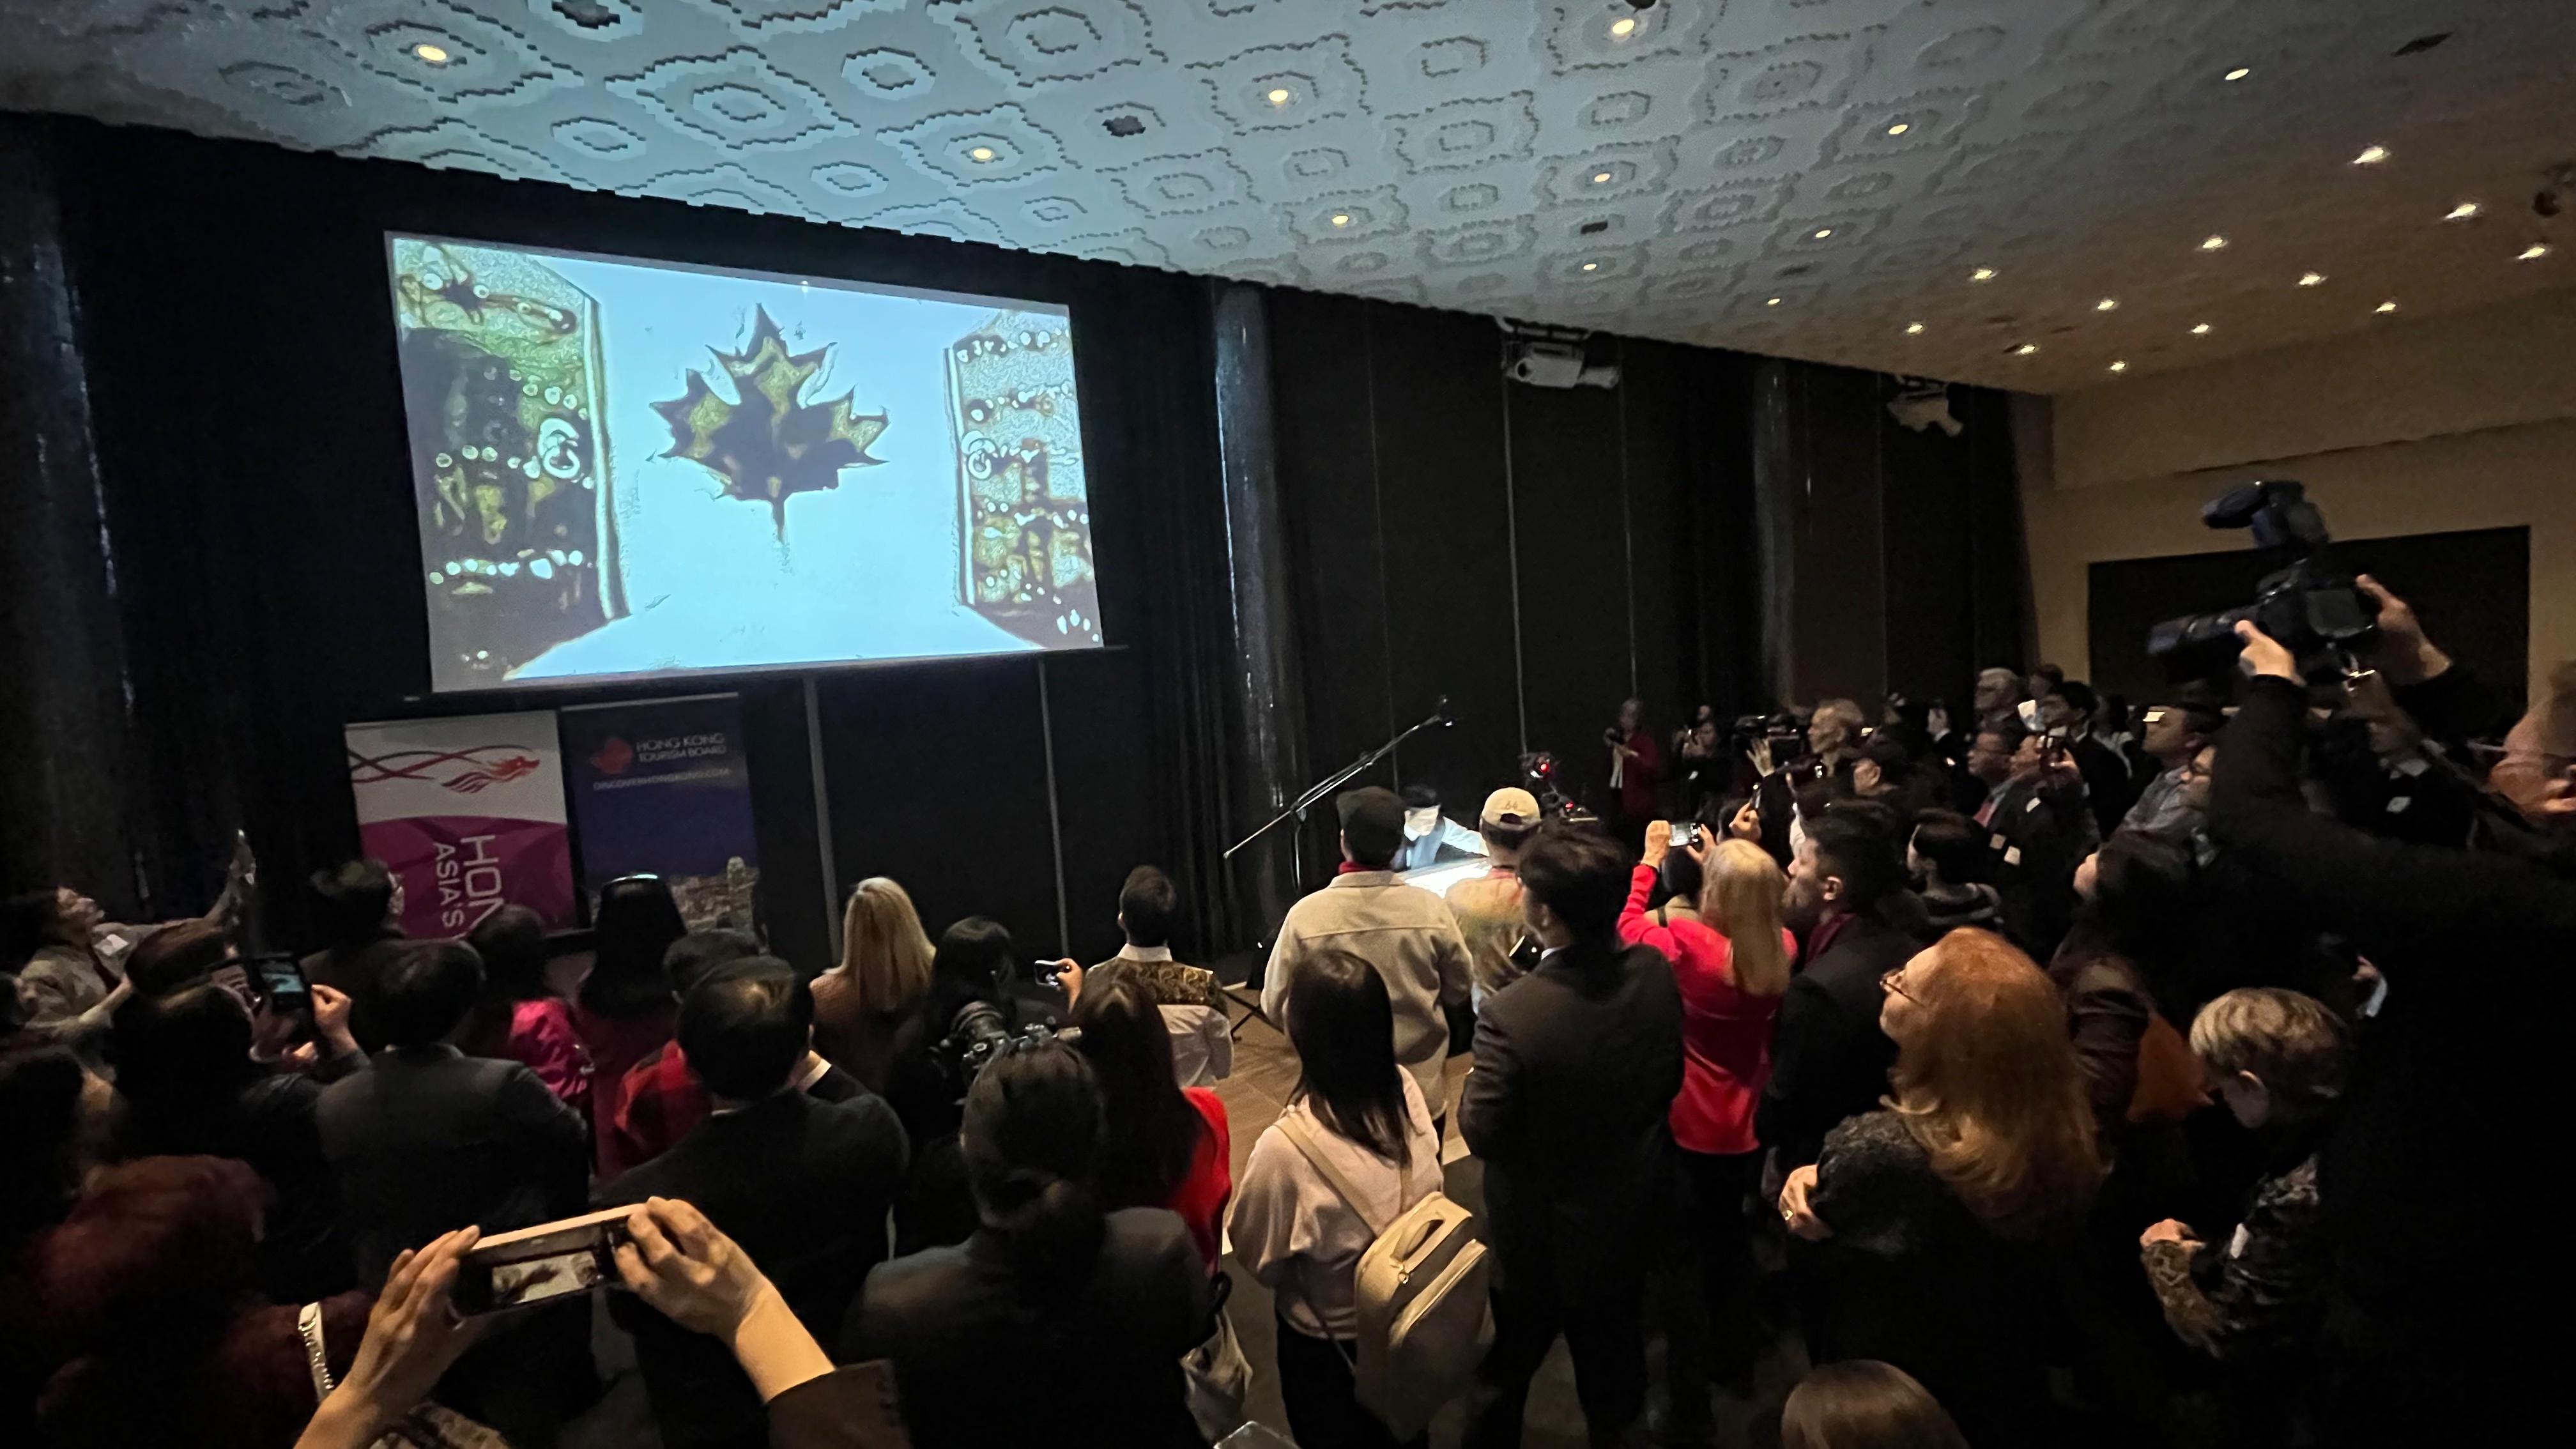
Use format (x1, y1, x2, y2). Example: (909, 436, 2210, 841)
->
(453, 1207, 636, 1316)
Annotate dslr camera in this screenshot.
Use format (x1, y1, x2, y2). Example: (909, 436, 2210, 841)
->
(2147, 480, 2378, 676)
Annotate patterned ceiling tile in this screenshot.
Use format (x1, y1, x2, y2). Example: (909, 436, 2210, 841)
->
(608, 48, 854, 151)
(7, 0, 2571, 392)
(937, 0, 1162, 89)
(1386, 91, 1537, 174)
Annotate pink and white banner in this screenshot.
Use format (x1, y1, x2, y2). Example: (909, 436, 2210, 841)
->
(344, 711, 574, 938)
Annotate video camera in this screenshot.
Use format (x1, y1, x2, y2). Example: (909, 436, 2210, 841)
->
(2147, 480, 2378, 676)
(1516, 751, 1598, 825)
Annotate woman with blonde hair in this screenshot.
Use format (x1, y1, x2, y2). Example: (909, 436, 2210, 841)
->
(1627, 823, 1798, 1409)
(1778, 928, 2101, 1448)
(808, 877, 934, 1092)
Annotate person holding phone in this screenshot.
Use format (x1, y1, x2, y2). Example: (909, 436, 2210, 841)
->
(112, 974, 364, 1300)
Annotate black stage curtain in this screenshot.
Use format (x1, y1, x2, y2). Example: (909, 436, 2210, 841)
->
(43, 119, 1237, 967)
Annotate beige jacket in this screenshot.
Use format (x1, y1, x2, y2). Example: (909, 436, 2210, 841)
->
(1262, 871, 1471, 1107)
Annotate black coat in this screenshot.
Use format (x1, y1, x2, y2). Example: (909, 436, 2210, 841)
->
(2207, 675, 2575, 1428)
(314, 1045, 588, 1287)
(1459, 937, 1684, 1299)
(602, 1089, 910, 1449)
(1757, 912, 1911, 1170)
(842, 1210, 1211, 1449)
(1978, 777, 2096, 959)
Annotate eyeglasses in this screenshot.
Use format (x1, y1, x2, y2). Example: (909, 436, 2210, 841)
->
(1879, 969, 1916, 1002)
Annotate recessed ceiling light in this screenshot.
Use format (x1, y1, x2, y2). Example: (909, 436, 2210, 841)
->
(1265, 87, 1293, 106)
(1581, 261, 1599, 272)
(1970, 266, 1996, 282)
(2352, 144, 2389, 165)
(2189, 322, 2212, 335)
(2108, 360, 2129, 373)
(2299, 271, 2327, 286)
(1609, 16, 1638, 38)
(2200, 234, 2228, 251)
(1813, 227, 1833, 239)
(1591, 171, 1613, 184)
(1329, 212, 1351, 227)
(2519, 243, 2554, 261)
(2375, 300, 2399, 314)
(2012, 343, 2039, 356)
(2444, 201, 2480, 221)
(1766, 296, 1783, 306)
(967, 146, 997, 162)
(1905, 321, 1925, 335)
(2096, 297, 2119, 312)
(2224, 66, 2251, 80)
(413, 42, 450, 64)
(1886, 121, 1910, 136)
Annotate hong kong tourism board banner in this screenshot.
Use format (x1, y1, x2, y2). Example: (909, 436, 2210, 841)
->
(559, 694, 761, 931)
(344, 710, 574, 937)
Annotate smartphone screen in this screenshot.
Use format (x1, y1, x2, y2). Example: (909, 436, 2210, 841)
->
(253, 955, 309, 1011)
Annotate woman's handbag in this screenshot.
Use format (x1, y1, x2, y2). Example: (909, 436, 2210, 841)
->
(1180, 1270, 1254, 1441)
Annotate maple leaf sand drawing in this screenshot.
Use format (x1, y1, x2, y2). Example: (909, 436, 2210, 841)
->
(651, 307, 889, 539)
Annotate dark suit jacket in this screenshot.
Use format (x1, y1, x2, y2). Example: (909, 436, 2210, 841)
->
(2071, 736, 2139, 838)
(1459, 937, 1683, 1299)
(602, 1089, 911, 1449)
(314, 1045, 588, 1287)
(1756, 912, 1911, 1170)
(1981, 777, 2096, 959)
(841, 1210, 1211, 1449)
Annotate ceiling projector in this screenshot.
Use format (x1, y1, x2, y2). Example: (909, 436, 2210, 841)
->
(1506, 337, 1620, 390)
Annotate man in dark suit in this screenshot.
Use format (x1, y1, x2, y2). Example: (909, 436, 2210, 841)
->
(315, 939, 589, 1443)
(1460, 827, 1684, 1449)
(1966, 718, 2098, 959)
(2041, 679, 2140, 837)
(1758, 807, 1915, 1174)
(601, 958, 910, 1449)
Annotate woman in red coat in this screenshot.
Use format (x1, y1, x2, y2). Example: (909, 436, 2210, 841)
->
(1624, 824, 1795, 1400)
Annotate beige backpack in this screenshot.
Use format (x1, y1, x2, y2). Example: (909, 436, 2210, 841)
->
(1278, 1113, 1493, 1440)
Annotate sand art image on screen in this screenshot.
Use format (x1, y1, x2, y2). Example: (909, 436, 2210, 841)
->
(387, 236, 1098, 691)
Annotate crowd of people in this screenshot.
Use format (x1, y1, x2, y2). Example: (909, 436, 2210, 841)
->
(3, 572, 2568, 1448)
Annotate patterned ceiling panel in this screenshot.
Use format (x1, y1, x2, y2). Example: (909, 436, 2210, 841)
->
(4, 0, 2572, 392)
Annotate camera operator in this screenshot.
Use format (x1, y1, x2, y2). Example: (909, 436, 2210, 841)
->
(1965, 719, 2097, 960)
(1673, 714, 1729, 819)
(1752, 700, 1866, 867)
(2218, 616, 2575, 1447)
(880, 917, 1051, 1254)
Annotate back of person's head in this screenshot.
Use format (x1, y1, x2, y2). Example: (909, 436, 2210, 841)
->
(1337, 785, 1406, 870)
(1705, 839, 1791, 996)
(2189, 988, 2349, 1123)
(1515, 826, 1630, 942)
(122, 920, 232, 997)
(1, 1045, 93, 1246)
(582, 875, 687, 1018)
(375, 941, 485, 1048)
(677, 958, 812, 1101)
(1909, 809, 1988, 887)
(1889, 930, 2101, 1235)
(1808, 807, 1904, 919)
(1069, 973, 1199, 1210)
(1855, 731, 1913, 784)
(1480, 787, 1544, 855)
(664, 928, 763, 997)
(960, 1043, 1105, 1296)
(2083, 833, 2197, 979)
(1284, 947, 1411, 1165)
(32, 1155, 266, 1346)
(933, 917, 1014, 1000)
(1659, 844, 1705, 908)
(111, 981, 258, 1122)
(3, 890, 66, 971)
(309, 859, 395, 947)
(1117, 865, 1177, 949)
(466, 905, 552, 1003)
(838, 877, 935, 1015)
(1400, 783, 1440, 810)
(1779, 1360, 1970, 1449)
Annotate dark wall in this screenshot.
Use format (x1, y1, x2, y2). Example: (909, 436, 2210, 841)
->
(1265, 295, 1758, 845)
(2087, 525, 2531, 712)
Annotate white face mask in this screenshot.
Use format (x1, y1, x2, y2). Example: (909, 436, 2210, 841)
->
(1404, 808, 1440, 839)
